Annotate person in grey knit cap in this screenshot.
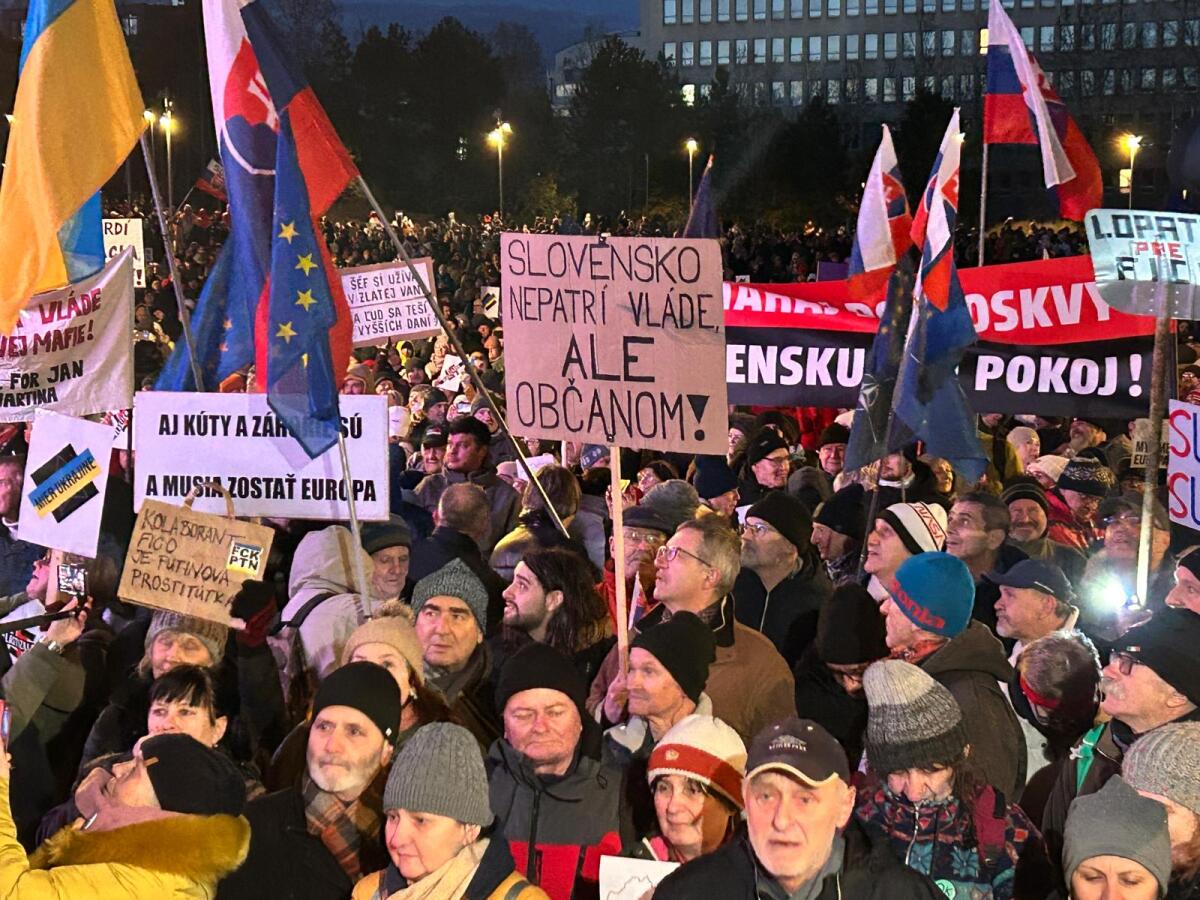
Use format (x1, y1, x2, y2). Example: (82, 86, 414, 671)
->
(854, 659, 1052, 899)
(352, 722, 548, 899)
(411, 559, 502, 748)
(1123, 722, 1200, 896)
(140, 609, 228, 678)
(1063, 776, 1172, 899)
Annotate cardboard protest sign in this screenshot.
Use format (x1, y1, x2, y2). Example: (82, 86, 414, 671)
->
(17, 410, 113, 557)
(1086, 209, 1200, 318)
(132, 392, 390, 520)
(1133, 417, 1169, 469)
(725, 256, 1158, 418)
(1168, 400, 1200, 531)
(118, 497, 274, 626)
(501, 234, 727, 454)
(340, 258, 438, 347)
(102, 218, 146, 288)
(598, 856, 678, 900)
(0, 249, 134, 422)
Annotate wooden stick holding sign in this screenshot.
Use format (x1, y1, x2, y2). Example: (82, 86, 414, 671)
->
(610, 445, 629, 679)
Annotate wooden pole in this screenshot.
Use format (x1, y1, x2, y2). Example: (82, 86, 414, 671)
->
(337, 431, 369, 623)
(977, 142, 989, 266)
(610, 445, 630, 679)
(140, 132, 205, 391)
(1135, 293, 1170, 607)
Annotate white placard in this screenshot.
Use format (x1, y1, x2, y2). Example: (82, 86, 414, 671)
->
(598, 855, 679, 900)
(132, 392, 390, 520)
(339, 258, 438, 347)
(102, 218, 146, 288)
(18, 410, 113, 557)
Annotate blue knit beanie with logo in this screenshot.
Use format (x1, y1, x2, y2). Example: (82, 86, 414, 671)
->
(889, 552, 975, 638)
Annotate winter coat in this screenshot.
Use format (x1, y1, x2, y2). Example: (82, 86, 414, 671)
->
(567, 508, 606, 575)
(414, 467, 520, 555)
(732, 547, 833, 668)
(278, 525, 380, 682)
(1006, 537, 1086, 586)
(596, 562, 656, 634)
(793, 646, 870, 770)
(0, 530, 42, 598)
(1045, 491, 1102, 553)
(0, 776, 250, 898)
(586, 596, 796, 745)
(429, 641, 502, 750)
(488, 516, 598, 585)
(408, 527, 506, 636)
(216, 784, 389, 900)
(654, 821, 944, 900)
(919, 621, 1027, 801)
(1041, 708, 1200, 875)
(352, 835, 550, 900)
(487, 738, 632, 900)
(855, 779, 1053, 900)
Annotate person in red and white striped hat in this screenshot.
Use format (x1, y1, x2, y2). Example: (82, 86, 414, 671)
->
(634, 714, 747, 864)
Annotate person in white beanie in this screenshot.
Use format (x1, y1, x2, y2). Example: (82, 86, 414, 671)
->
(863, 501, 948, 602)
(631, 714, 747, 864)
(1026, 455, 1069, 492)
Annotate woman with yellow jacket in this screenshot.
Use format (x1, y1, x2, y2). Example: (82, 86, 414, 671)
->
(353, 723, 547, 900)
(0, 733, 249, 897)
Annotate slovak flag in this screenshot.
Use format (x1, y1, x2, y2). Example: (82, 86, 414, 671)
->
(897, 109, 987, 481)
(847, 126, 912, 301)
(984, 3, 1102, 220)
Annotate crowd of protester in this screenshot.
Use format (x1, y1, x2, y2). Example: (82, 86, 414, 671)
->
(4, 200, 1187, 898)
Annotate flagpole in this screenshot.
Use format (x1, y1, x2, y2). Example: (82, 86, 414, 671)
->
(1135, 285, 1170, 608)
(977, 143, 989, 266)
(140, 132, 206, 391)
(353, 175, 569, 539)
(337, 430, 370, 621)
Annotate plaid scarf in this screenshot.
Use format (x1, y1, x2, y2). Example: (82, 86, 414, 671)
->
(301, 772, 382, 883)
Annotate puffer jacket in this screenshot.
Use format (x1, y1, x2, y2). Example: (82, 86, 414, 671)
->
(487, 737, 632, 900)
(919, 621, 1027, 801)
(352, 836, 550, 900)
(277, 525, 379, 682)
(413, 467, 520, 555)
(855, 778, 1052, 900)
(0, 776, 249, 898)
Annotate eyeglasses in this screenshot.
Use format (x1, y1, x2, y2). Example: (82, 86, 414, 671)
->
(758, 456, 790, 469)
(741, 522, 775, 537)
(656, 545, 713, 568)
(624, 529, 666, 547)
(1109, 650, 1142, 677)
(1102, 514, 1141, 529)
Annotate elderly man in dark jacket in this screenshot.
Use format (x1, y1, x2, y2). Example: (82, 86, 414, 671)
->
(656, 718, 941, 900)
(733, 492, 833, 668)
(879, 552, 1027, 800)
(217, 663, 402, 900)
(488, 643, 632, 900)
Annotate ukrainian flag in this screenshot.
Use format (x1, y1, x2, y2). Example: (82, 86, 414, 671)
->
(0, 0, 144, 333)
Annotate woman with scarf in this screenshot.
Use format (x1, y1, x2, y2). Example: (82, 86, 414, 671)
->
(627, 714, 745, 864)
(854, 660, 1053, 899)
(353, 723, 547, 900)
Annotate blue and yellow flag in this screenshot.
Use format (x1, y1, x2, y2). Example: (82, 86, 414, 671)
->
(0, 0, 144, 333)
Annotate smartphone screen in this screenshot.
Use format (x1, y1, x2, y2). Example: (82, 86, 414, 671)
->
(57, 564, 87, 598)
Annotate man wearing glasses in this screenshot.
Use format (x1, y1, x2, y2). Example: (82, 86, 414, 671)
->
(737, 428, 791, 507)
(589, 515, 795, 744)
(1041, 608, 1200, 870)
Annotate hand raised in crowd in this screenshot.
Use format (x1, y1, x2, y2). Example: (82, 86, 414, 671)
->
(43, 597, 88, 647)
(602, 669, 629, 725)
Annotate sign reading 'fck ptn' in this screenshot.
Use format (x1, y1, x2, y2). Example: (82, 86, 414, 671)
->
(500, 234, 728, 454)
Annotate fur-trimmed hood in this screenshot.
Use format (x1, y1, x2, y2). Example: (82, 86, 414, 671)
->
(30, 812, 250, 883)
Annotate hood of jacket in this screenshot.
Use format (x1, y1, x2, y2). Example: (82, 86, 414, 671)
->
(921, 620, 1013, 683)
(284, 525, 373, 616)
(31, 812, 250, 882)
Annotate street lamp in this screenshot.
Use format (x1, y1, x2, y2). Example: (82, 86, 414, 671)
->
(1121, 133, 1142, 210)
(685, 138, 699, 211)
(487, 121, 512, 217)
(160, 107, 176, 210)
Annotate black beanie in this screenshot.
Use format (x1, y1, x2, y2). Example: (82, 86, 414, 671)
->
(816, 584, 890, 665)
(1001, 476, 1049, 514)
(141, 734, 246, 816)
(631, 611, 717, 703)
(495, 642, 588, 718)
(747, 491, 813, 550)
(312, 661, 404, 746)
(746, 428, 789, 466)
(818, 423, 850, 448)
(814, 483, 867, 541)
(693, 455, 739, 500)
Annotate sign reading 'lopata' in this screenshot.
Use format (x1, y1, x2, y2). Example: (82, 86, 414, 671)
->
(132, 392, 390, 520)
(501, 234, 727, 454)
(339, 258, 439, 347)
